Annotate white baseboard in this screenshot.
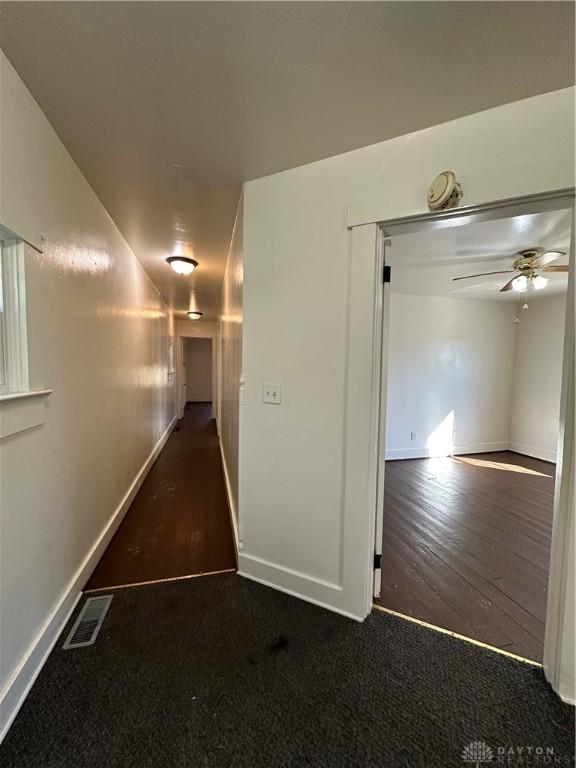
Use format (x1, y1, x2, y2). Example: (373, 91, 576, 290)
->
(509, 442, 557, 464)
(219, 441, 239, 554)
(385, 442, 509, 460)
(0, 414, 177, 742)
(237, 552, 363, 622)
(558, 681, 576, 707)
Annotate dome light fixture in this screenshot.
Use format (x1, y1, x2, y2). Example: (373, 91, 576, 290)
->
(187, 311, 203, 320)
(167, 256, 198, 275)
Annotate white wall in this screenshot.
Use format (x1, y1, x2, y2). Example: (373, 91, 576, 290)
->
(239, 86, 574, 626)
(385, 293, 516, 459)
(510, 294, 566, 462)
(219, 195, 243, 532)
(0, 52, 176, 736)
(184, 338, 212, 402)
(384, 291, 567, 463)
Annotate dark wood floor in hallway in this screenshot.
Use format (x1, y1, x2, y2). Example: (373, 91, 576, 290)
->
(86, 403, 236, 590)
(375, 451, 555, 662)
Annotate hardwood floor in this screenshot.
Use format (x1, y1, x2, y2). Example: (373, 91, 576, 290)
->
(86, 403, 236, 590)
(374, 451, 555, 662)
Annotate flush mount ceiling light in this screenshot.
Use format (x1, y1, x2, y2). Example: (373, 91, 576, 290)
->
(167, 257, 198, 275)
(187, 311, 203, 320)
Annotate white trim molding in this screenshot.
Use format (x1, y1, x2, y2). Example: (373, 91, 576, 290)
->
(508, 442, 557, 464)
(219, 440, 239, 554)
(0, 388, 52, 403)
(237, 553, 364, 622)
(385, 442, 510, 461)
(0, 415, 177, 741)
(543, 205, 575, 705)
(0, 241, 29, 395)
(385, 444, 557, 464)
(237, 374, 245, 548)
(0, 391, 53, 440)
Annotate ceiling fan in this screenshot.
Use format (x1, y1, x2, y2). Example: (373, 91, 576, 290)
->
(453, 248, 569, 293)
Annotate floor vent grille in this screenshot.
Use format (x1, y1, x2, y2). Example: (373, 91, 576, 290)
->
(63, 595, 112, 649)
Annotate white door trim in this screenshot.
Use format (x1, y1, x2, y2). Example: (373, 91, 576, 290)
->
(176, 327, 220, 422)
(543, 205, 575, 703)
(372, 234, 391, 599)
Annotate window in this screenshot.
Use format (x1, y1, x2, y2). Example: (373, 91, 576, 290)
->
(0, 236, 29, 395)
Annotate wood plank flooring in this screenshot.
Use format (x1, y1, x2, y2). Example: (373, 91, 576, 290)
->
(86, 403, 236, 590)
(374, 451, 555, 662)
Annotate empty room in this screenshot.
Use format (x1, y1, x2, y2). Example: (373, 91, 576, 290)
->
(375, 207, 570, 663)
(0, 2, 574, 766)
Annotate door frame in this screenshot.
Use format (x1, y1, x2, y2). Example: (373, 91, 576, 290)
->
(359, 187, 574, 699)
(176, 327, 219, 422)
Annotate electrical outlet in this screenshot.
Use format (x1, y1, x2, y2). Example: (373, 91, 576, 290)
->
(410, 431, 417, 441)
(263, 383, 281, 405)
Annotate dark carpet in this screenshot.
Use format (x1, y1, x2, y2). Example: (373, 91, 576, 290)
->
(1, 574, 574, 767)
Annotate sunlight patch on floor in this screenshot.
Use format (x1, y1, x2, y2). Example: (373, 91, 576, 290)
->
(453, 456, 553, 477)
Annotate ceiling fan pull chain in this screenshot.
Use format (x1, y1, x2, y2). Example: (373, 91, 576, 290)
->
(513, 294, 521, 328)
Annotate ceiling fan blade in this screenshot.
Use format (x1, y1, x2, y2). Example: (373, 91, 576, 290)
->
(541, 264, 569, 273)
(530, 250, 565, 269)
(452, 270, 514, 282)
(500, 277, 518, 293)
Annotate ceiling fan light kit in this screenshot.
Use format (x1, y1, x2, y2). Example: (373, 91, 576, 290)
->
(512, 275, 529, 292)
(532, 275, 548, 290)
(453, 247, 568, 296)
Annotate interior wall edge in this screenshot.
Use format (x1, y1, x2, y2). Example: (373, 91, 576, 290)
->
(219, 440, 239, 554)
(0, 415, 177, 743)
(237, 558, 363, 623)
(218, 190, 243, 529)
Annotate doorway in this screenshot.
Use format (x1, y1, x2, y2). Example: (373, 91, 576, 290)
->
(177, 329, 219, 421)
(369, 192, 573, 672)
(183, 337, 213, 407)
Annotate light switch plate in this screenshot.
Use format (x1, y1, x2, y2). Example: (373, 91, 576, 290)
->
(263, 383, 281, 405)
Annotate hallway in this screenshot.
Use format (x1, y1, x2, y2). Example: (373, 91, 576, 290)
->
(1, 4, 575, 746)
(86, 404, 236, 590)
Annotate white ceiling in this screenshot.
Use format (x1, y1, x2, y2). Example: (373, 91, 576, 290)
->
(388, 208, 571, 301)
(0, 2, 574, 318)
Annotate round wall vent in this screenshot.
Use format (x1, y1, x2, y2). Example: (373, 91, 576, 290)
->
(427, 170, 463, 211)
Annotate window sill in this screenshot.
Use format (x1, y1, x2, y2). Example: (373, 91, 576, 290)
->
(0, 389, 52, 439)
(0, 388, 53, 403)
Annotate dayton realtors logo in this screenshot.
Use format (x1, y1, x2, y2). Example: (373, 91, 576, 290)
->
(461, 742, 572, 765)
(462, 741, 494, 767)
